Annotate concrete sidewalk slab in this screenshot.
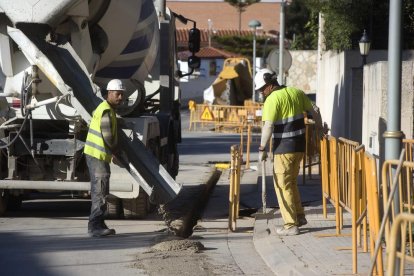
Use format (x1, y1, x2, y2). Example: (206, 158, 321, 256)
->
(251, 160, 376, 276)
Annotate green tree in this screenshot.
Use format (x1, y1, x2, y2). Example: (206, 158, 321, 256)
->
(212, 35, 277, 61)
(286, 0, 318, 50)
(224, 0, 260, 32)
(287, 0, 414, 51)
(403, 1, 414, 49)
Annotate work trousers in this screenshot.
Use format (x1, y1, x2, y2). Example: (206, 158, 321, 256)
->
(86, 155, 110, 227)
(272, 152, 305, 228)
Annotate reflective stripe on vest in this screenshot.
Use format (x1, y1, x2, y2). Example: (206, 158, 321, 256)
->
(84, 101, 117, 162)
(273, 113, 305, 139)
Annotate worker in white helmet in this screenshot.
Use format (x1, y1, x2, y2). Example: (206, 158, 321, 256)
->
(255, 68, 323, 236)
(84, 79, 125, 237)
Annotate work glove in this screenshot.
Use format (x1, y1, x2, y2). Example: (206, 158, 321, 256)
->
(112, 151, 128, 167)
(259, 150, 268, 162)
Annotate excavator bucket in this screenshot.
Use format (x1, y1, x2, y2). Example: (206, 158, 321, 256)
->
(6, 26, 181, 204)
(204, 58, 253, 105)
(218, 65, 239, 80)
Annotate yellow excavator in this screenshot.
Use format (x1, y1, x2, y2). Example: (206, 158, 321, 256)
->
(203, 58, 253, 105)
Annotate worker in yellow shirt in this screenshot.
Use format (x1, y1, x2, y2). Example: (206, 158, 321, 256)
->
(255, 69, 322, 236)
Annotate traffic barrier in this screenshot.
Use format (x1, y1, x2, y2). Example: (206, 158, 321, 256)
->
(350, 144, 368, 274)
(403, 139, 414, 161)
(320, 136, 331, 219)
(320, 138, 414, 275)
(386, 213, 414, 276)
(229, 144, 241, 231)
(363, 152, 384, 276)
(337, 137, 361, 232)
(188, 102, 263, 132)
(320, 136, 340, 233)
(320, 136, 369, 274)
(302, 120, 321, 185)
(381, 159, 414, 251)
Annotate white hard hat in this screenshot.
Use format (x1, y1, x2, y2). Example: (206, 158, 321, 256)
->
(106, 79, 126, 91)
(254, 68, 275, 90)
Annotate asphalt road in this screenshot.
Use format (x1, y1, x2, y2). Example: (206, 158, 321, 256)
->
(0, 110, 265, 276)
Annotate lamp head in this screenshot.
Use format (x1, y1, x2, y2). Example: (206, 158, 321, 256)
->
(359, 29, 371, 56)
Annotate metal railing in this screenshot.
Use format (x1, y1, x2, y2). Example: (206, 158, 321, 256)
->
(188, 102, 263, 132)
(386, 213, 414, 276)
(363, 152, 384, 276)
(403, 139, 414, 162)
(350, 144, 368, 274)
(320, 138, 414, 275)
(302, 120, 321, 185)
(320, 136, 369, 274)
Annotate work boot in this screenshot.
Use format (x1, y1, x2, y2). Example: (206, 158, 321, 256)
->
(100, 221, 116, 235)
(297, 216, 308, 227)
(88, 221, 115, 237)
(275, 225, 299, 236)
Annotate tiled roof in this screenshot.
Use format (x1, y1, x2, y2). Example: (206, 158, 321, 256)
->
(176, 28, 277, 45)
(177, 46, 240, 60)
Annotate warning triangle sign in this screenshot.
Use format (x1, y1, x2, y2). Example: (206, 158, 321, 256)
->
(201, 106, 214, 121)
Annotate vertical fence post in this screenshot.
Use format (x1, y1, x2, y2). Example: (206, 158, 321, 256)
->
(246, 124, 251, 169)
(229, 145, 237, 231)
(229, 145, 242, 231)
(235, 146, 241, 218)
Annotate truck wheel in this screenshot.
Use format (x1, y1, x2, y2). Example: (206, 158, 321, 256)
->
(122, 188, 149, 219)
(105, 197, 122, 219)
(0, 190, 8, 216)
(7, 195, 22, 211)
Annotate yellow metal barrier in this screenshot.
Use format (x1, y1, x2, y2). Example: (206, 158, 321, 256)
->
(403, 139, 414, 161)
(323, 136, 341, 233)
(302, 120, 321, 184)
(320, 138, 414, 275)
(337, 137, 361, 230)
(320, 136, 340, 231)
(386, 213, 414, 276)
(320, 136, 330, 219)
(188, 103, 263, 132)
(363, 152, 384, 276)
(350, 144, 368, 274)
(229, 144, 241, 231)
(320, 136, 369, 274)
(381, 160, 414, 249)
(368, 151, 406, 276)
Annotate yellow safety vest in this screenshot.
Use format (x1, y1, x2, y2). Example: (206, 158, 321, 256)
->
(84, 101, 117, 162)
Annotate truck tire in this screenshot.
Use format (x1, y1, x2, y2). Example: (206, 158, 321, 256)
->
(105, 197, 122, 219)
(122, 188, 149, 219)
(0, 190, 8, 216)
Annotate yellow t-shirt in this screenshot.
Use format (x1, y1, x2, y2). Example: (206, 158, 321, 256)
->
(262, 86, 313, 153)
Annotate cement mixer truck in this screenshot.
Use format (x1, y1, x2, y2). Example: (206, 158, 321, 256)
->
(0, 0, 200, 218)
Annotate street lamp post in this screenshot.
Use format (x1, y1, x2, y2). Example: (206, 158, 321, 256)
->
(249, 19, 261, 102)
(279, 0, 286, 85)
(359, 29, 371, 66)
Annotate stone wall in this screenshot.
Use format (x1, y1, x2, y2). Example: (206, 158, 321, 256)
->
(285, 50, 317, 94)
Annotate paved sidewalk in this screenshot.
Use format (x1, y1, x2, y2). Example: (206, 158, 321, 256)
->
(249, 160, 375, 276)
